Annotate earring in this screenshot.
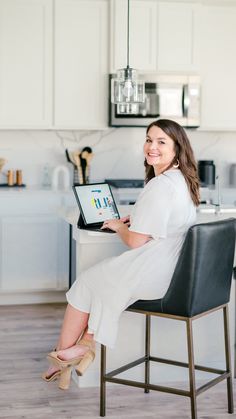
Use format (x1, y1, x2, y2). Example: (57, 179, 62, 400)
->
(173, 159, 179, 169)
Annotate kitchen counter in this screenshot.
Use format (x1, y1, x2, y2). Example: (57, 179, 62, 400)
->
(60, 203, 236, 273)
(60, 203, 236, 235)
(0, 185, 73, 196)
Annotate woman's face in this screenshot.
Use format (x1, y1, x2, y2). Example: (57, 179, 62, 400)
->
(143, 125, 176, 175)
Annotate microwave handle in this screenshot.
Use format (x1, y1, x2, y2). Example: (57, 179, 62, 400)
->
(182, 84, 189, 118)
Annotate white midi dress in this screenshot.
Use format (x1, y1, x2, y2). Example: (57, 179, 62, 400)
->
(66, 170, 196, 348)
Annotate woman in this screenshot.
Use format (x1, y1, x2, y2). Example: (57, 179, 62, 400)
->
(43, 119, 200, 389)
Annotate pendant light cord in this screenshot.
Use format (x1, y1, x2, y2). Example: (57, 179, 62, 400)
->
(127, 0, 130, 68)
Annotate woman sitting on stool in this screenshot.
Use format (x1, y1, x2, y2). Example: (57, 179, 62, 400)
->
(43, 118, 200, 389)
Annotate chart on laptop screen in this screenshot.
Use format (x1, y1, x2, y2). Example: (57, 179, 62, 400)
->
(74, 184, 119, 224)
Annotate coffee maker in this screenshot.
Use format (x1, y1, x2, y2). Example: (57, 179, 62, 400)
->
(198, 160, 215, 187)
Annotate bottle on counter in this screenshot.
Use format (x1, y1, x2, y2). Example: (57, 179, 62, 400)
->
(51, 165, 70, 190)
(42, 163, 51, 188)
(16, 170, 23, 186)
(7, 170, 14, 186)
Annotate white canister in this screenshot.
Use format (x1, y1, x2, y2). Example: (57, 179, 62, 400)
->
(51, 165, 70, 190)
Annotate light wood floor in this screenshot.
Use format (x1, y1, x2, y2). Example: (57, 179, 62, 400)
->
(0, 303, 236, 419)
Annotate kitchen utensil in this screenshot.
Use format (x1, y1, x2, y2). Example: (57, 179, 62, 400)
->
(80, 147, 93, 184)
(65, 147, 93, 184)
(0, 158, 6, 172)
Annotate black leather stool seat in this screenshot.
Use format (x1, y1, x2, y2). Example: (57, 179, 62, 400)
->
(128, 298, 162, 312)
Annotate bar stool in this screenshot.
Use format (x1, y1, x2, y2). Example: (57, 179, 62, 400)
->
(100, 219, 236, 419)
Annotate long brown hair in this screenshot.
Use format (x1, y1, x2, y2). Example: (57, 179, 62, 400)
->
(145, 119, 200, 206)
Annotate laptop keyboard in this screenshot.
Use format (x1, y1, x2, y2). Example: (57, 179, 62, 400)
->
(96, 228, 116, 234)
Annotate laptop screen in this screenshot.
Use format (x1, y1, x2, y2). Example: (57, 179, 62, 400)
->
(73, 183, 120, 225)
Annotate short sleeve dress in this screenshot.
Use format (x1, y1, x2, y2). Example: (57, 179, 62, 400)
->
(66, 169, 196, 348)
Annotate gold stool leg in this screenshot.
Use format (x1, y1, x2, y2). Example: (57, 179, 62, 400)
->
(223, 305, 234, 413)
(186, 318, 197, 419)
(144, 314, 151, 393)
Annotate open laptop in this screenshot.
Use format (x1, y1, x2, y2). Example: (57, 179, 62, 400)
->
(72, 183, 120, 233)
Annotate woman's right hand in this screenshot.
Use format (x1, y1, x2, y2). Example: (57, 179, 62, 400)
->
(120, 215, 130, 227)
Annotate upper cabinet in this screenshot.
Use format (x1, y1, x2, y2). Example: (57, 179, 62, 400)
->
(0, 0, 108, 130)
(198, 4, 236, 130)
(110, 0, 158, 72)
(110, 0, 199, 73)
(157, 2, 200, 72)
(54, 0, 108, 129)
(0, 0, 52, 128)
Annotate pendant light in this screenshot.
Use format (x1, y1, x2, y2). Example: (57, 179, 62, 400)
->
(111, 0, 145, 114)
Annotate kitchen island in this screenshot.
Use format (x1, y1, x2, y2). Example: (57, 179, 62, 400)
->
(60, 205, 236, 388)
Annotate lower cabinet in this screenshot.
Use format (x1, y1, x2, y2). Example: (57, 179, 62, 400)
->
(0, 193, 69, 300)
(0, 215, 68, 291)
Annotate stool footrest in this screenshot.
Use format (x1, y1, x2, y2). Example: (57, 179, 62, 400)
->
(104, 376, 190, 397)
(106, 356, 146, 378)
(103, 355, 229, 399)
(196, 372, 230, 395)
(150, 356, 226, 375)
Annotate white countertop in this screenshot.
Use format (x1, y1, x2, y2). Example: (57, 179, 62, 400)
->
(59, 204, 236, 239)
(0, 185, 73, 196)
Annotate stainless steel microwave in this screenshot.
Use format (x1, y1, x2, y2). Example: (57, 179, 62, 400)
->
(109, 74, 200, 128)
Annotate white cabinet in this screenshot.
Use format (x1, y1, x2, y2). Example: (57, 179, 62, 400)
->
(110, 0, 199, 73)
(110, 0, 158, 72)
(54, 0, 108, 129)
(0, 0, 52, 128)
(0, 0, 108, 129)
(0, 192, 69, 297)
(198, 4, 236, 130)
(157, 2, 200, 72)
(0, 215, 68, 291)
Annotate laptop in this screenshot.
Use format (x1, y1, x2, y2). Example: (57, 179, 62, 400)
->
(72, 183, 120, 233)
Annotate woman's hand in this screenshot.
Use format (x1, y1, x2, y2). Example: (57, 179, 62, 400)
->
(120, 215, 131, 227)
(101, 216, 151, 249)
(101, 219, 128, 232)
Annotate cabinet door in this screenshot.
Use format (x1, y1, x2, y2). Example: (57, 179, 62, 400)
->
(157, 2, 199, 72)
(0, 0, 52, 128)
(0, 215, 68, 291)
(199, 4, 236, 130)
(54, 0, 108, 129)
(110, 0, 157, 72)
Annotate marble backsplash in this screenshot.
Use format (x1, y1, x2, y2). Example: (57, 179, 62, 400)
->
(0, 128, 236, 198)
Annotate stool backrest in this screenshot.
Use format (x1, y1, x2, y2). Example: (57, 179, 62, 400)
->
(162, 218, 236, 317)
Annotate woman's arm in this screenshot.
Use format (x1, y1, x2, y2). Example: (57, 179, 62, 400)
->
(101, 219, 151, 249)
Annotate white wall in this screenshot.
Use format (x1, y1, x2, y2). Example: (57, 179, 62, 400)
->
(0, 128, 236, 199)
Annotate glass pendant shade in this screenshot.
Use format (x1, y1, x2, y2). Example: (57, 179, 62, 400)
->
(111, 68, 145, 106)
(110, 0, 145, 112)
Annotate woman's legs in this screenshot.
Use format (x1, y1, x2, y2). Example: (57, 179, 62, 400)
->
(45, 303, 92, 378)
(56, 303, 89, 350)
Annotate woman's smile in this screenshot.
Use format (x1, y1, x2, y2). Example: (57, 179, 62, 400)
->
(144, 125, 176, 175)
